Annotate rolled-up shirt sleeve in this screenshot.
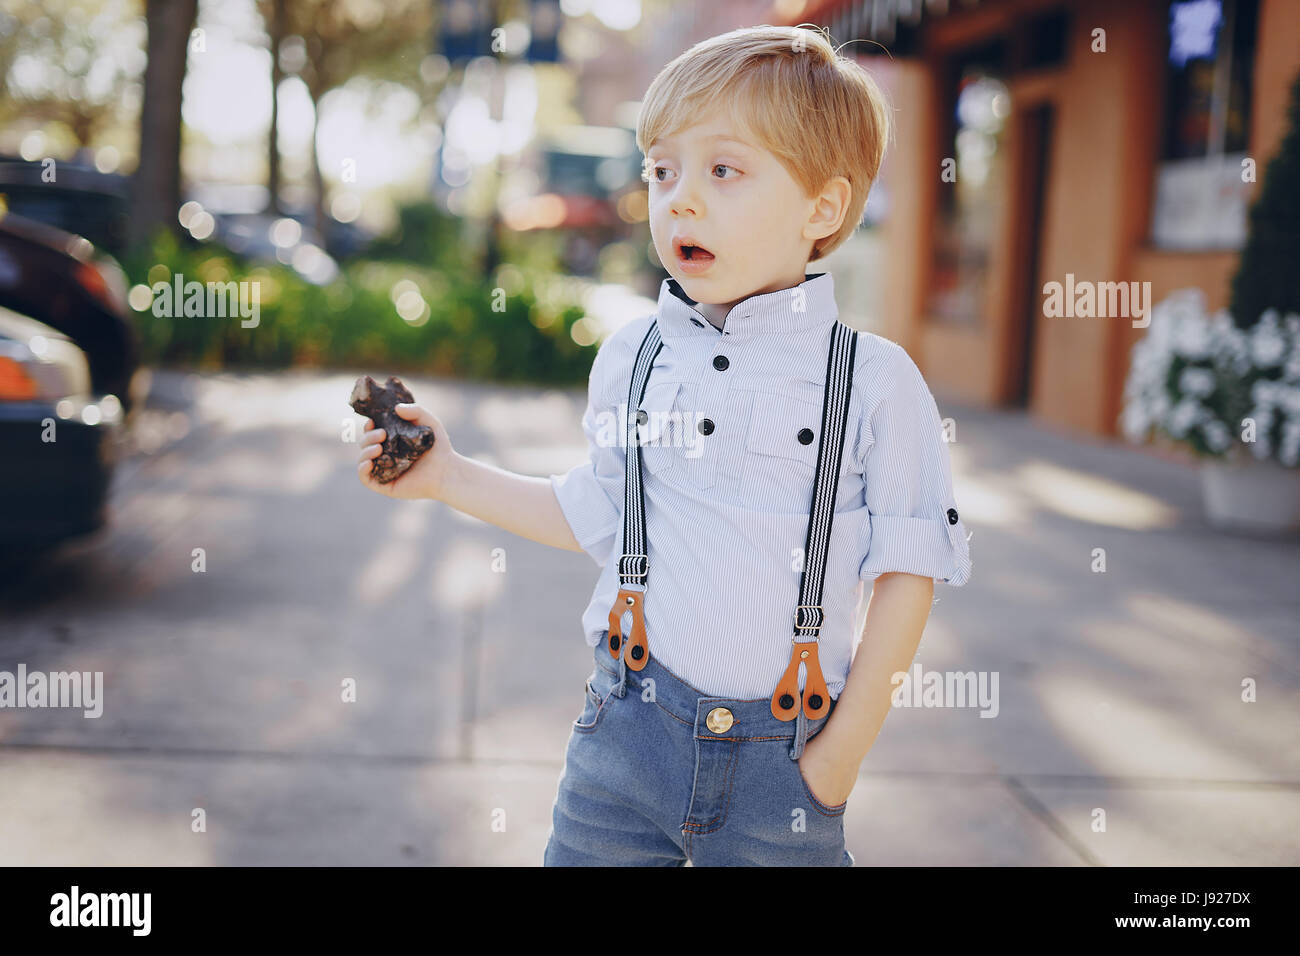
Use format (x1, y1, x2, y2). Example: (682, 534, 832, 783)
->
(857, 347, 972, 586)
(549, 335, 626, 566)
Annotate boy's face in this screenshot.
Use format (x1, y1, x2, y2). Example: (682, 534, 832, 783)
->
(645, 105, 845, 319)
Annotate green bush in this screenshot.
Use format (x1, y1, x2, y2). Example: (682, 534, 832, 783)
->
(1229, 69, 1300, 328)
(120, 229, 596, 386)
(364, 200, 469, 272)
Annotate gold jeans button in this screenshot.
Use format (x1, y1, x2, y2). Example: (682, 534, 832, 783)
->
(705, 707, 734, 734)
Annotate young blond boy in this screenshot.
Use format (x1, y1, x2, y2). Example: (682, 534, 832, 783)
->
(358, 24, 971, 866)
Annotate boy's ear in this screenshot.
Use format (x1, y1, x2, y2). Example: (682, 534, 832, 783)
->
(804, 175, 852, 243)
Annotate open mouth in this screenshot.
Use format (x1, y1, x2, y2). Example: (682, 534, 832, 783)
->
(674, 239, 716, 264)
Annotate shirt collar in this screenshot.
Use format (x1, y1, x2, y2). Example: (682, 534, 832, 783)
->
(654, 272, 839, 340)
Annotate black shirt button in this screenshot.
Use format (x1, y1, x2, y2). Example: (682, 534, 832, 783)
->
(691, 318, 704, 327)
(713, 355, 729, 371)
(636, 409, 648, 426)
(698, 418, 714, 435)
(947, 508, 959, 525)
(798, 428, 814, 445)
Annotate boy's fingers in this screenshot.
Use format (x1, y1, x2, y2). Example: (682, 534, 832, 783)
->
(363, 417, 373, 431)
(362, 428, 385, 444)
(395, 403, 438, 429)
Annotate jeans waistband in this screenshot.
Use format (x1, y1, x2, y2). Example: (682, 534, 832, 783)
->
(592, 640, 837, 755)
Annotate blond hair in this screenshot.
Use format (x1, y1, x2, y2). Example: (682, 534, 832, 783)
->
(637, 24, 891, 261)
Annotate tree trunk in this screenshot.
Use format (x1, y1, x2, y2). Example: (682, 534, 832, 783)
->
(266, 0, 285, 215)
(309, 88, 328, 251)
(129, 0, 198, 250)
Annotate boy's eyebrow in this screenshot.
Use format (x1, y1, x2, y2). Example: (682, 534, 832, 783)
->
(650, 133, 756, 153)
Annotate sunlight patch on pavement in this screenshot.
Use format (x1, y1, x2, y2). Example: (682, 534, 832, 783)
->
(473, 389, 574, 436)
(0, 754, 213, 866)
(431, 538, 504, 608)
(1036, 670, 1268, 780)
(1016, 462, 1179, 529)
(1123, 593, 1300, 679)
(947, 471, 1027, 528)
(197, 445, 335, 495)
(354, 504, 433, 605)
(391, 499, 435, 538)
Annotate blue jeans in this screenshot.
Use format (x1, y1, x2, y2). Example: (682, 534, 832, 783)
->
(545, 640, 855, 866)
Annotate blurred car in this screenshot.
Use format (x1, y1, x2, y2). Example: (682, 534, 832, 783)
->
(191, 209, 340, 286)
(284, 204, 375, 260)
(0, 154, 130, 256)
(0, 212, 139, 551)
(180, 183, 372, 283)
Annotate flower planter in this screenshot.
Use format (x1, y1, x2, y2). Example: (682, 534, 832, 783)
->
(1201, 455, 1300, 533)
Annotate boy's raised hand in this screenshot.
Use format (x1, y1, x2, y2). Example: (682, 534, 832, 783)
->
(357, 403, 456, 500)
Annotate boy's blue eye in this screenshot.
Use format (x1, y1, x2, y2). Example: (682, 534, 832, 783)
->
(645, 164, 739, 183)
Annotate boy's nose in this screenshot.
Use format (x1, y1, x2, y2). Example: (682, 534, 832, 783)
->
(670, 189, 702, 215)
(670, 195, 699, 217)
(669, 173, 702, 218)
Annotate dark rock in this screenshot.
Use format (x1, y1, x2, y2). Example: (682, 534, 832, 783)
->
(349, 375, 435, 484)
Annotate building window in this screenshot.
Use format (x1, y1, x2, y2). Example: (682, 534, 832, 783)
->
(1149, 0, 1259, 250)
(927, 43, 1011, 326)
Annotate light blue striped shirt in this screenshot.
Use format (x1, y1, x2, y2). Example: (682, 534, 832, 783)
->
(549, 272, 972, 700)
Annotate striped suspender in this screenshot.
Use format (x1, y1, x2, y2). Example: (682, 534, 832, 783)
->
(606, 317, 860, 711)
(771, 321, 859, 720)
(606, 319, 664, 671)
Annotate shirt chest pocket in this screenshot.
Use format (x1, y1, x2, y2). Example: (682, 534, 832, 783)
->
(739, 390, 864, 513)
(634, 381, 685, 477)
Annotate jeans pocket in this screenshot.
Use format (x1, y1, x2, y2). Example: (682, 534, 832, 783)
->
(793, 756, 849, 816)
(573, 665, 618, 734)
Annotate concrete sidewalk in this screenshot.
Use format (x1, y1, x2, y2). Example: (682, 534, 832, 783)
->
(0, 369, 1296, 865)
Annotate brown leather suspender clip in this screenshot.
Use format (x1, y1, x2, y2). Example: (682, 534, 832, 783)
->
(771, 608, 831, 721)
(608, 562, 649, 671)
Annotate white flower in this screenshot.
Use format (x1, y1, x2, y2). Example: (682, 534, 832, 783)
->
(1173, 315, 1213, 360)
(1280, 421, 1300, 467)
(1282, 318, 1300, 381)
(1203, 420, 1231, 452)
(1178, 366, 1216, 397)
(1120, 403, 1149, 442)
(1248, 406, 1275, 435)
(1250, 310, 1287, 367)
(1168, 398, 1203, 437)
(1279, 384, 1300, 416)
(1115, 288, 1300, 462)
(1250, 379, 1279, 406)
(1151, 392, 1171, 421)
